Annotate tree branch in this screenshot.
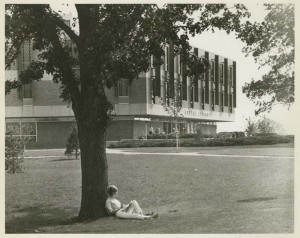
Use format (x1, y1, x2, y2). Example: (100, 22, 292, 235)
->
(5, 80, 22, 95)
(38, 17, 82, 108)
(5, 40, 23, 70)
(49, 14, 80, 47)
(29, 6, 82, 105)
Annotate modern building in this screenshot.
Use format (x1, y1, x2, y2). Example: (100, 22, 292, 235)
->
(5, 42, 237, 149)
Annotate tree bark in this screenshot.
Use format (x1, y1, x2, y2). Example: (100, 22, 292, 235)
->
(77, 119, 108, 220)
(75, 86, 110, 220)
(71, 5, 110, 220)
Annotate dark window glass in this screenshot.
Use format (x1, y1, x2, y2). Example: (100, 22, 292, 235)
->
(210, 61, 215, 82)
(178, 55, 181, 75)
(229, 66, 233, 87)
(118, 78, 129, 96)
(220, 63, 224, 84)
(201, 88, 205, 109)
(18, 41, 32, 71)
(190, 86, 194, 108)
(194, 78, 198, 102)
(211, 91, 214, 111)
(220, 92, 224, 112)
(23, 84, 32, 99)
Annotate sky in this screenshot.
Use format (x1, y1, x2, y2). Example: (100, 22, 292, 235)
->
(188, 3, 296, 134)
(50, 3, 296, 134)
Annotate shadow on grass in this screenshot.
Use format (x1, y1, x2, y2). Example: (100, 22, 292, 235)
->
(237, 197, 277, 203)
(5, 205, 79, 233)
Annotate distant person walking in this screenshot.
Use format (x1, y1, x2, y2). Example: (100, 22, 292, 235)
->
(155, 126, 160, 134)
(149, 125, 154, 135)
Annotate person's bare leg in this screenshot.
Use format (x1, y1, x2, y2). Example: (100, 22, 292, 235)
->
(130, 200, 143, 215)
(116, 210, 150, 220)
(125, 203, 135, 213)
(122, 200, 143, 214)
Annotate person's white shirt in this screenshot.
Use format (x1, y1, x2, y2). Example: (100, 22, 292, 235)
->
(106, 197, 123, 215)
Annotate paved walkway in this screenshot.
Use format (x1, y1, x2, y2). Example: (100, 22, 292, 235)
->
(105, 149, 293, 159)
(24, 146, 294, 159)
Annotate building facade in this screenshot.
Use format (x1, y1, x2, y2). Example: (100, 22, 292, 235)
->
(5, 42, 237, 148)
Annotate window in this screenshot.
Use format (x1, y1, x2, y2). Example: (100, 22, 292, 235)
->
(18, 41, 32, 71)
(211, 91, 214, 111)
(210, 60, 215, 82)
(229, 93, 233, 113)
(165, 80, 169, 104)
(220, 63, 224, 84)
(220, 92, 224, 112)
(205, 65, 209, 104)
(233, 93, 236, 108)
(151, 90, 155, 104)
(229, 65, 233, 87)
(178, 55, 181, 74)
(118, 78, 129, 96)
(18, 83, 33, 99)
(190, 86, 194, 108)
(182, 65, 187, 101)
(178, 82, 182, 106)
(194, 78, 199, 102)
(163, 122, 172, 134)
(201, 88, 205, 110)
(225, 92, 228, 107)
(6, 122, 37, 142)
(23, 84, 33, 99)
(165, 46, 169, 71)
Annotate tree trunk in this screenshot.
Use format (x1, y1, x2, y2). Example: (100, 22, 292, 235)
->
(12, 157, 15, 174)
(175, 119, 179, 152)
(76, 107, 109, 220)
(72, 14, 112, 219)
(75, 148, 79, 160)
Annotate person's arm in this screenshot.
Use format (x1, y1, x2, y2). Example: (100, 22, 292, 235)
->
(105, 200, 113, 214)
(121, 200, 133, 211)
(105, 200, 119, 215)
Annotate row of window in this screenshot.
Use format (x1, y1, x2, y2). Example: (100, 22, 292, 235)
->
(210, 91, 234, 112)
(152, 46, 234, 84)
(149, 76, 234, 112)
(150, 50, 235, 104)
(210, 61, 234, 86)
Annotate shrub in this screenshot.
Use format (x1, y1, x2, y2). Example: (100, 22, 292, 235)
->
(252, 133, 278, 137)
(140, 132, 216, 140)
(195, 129, 204, 141)
(5, 133, 24, 173)
(5, 124, 32, 174)
(65, 124, 80, 159)
(107, 135, 294, 148)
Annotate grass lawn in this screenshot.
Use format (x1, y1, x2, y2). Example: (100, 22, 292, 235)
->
(6, 145, 294, 233)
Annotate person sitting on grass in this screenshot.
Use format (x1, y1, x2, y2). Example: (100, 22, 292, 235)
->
(105, 185, 158, 220)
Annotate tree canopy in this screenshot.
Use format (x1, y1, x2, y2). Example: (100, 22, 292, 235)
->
(5, 4, 254, 220)
(241, 4, 294, 115)
(5, 4, 251, 98)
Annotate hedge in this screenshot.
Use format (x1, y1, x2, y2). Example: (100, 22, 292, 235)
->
(108, 135, 294, 148)
(138, 133, 214, 140)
